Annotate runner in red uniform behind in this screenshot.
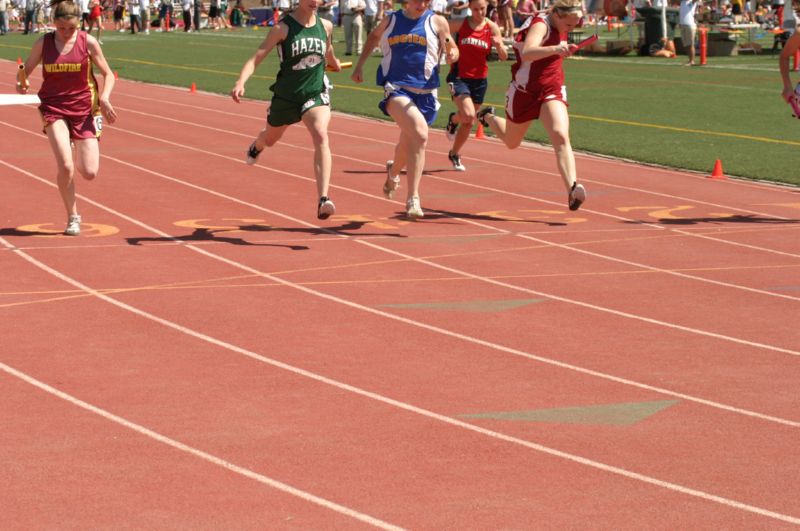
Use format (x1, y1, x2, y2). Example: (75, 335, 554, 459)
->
(17, 0, 117, 235)
(476, 0, 587, 211)
(443, 0, 506, 171)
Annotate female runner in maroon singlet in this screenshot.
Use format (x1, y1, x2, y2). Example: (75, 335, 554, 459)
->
(17, 0, 117, 236)
(476, 0, 587, 211)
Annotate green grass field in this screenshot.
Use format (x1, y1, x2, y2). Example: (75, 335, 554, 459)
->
(3, 24, 799, 185)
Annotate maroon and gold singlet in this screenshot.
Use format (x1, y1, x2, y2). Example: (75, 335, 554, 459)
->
(38, 31, 101, 138)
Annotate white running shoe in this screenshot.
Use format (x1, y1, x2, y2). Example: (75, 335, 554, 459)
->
(65, 214, 81, 236)
(383, 160, 400, 199)
(405, 197, 424, 219)
(568, 182, 586, 211)
(317, 196, 335, 220)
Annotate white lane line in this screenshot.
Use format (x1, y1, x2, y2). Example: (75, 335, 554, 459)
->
(1, 157, 797, 429)
(0, 363, 403, 530)
(0, 235, 798, 525)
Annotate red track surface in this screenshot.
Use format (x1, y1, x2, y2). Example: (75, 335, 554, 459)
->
(1, 61, 799, 528)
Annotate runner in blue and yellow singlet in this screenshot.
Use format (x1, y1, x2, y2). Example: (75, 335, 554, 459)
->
(351, 0, 458, 220)
(232, 0, 343, 220)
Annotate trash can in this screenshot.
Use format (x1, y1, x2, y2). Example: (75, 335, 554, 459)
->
(636, 6, 680, 52)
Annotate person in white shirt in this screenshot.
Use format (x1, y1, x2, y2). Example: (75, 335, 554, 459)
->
(679, 0, 699, 65)
(139, 0, 150, 33)
(340, 0, 365, 55)
(0, 0, 8, 34)
(448, 0, 470, 20)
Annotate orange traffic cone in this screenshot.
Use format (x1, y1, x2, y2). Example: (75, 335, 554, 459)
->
(114, 71, 119, 80)
(189, 82, 197, 93)
(17, 57, 22, 65)
(475, 122, 485, 139)
(709, 159, 726, 179)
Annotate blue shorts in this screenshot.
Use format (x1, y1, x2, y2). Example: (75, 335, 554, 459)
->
(379, 83, 440, 126)
(447, 77, 488, 105)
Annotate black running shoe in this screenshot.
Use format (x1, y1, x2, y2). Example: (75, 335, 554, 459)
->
(445, 112, 458, 141)
(246, 142, 263, 165)
(476, 106, 495, 128)
(448, 151, 466, 171)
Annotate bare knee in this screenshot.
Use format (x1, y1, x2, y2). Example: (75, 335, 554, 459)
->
(549, 128, 570, 149)
(81, 169, 98, 181)
(461, 114, 476, 129)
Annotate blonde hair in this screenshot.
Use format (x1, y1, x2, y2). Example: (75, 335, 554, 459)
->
(50, 0, 81, 20)
(550, 0, 583, 15)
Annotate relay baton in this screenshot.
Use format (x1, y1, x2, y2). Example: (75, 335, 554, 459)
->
(574, 34, 599, 51)
(326, 61, 352, 71)
(17, 64, 29, 90)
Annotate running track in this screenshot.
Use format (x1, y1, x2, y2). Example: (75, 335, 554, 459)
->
(1, 61, 799, 528)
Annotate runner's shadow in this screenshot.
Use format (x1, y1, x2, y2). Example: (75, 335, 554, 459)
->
(626, 215, 800, 226)
(0, 227, 61, 237)
(426, 209, 568, 226)
(126, 221, 405, 247)
(126, 228, 310, 250)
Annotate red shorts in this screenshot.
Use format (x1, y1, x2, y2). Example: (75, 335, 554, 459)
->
(90, 5, 102, 19)
(40, 110, 102, 140)
(505, 82, 568, 123)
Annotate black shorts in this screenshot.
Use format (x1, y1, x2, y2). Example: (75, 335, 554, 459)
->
(209, 5, 219, 17)
(447, 77, 488, 105)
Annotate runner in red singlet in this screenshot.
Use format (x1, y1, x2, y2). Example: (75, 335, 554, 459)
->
(443, 0, 506, 171)
(16, 0, 117, 235)
(476, 0, 587, 211)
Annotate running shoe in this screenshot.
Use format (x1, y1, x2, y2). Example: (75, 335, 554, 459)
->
(476, 106, 495, 128)
(246, 142, 263, 165)
(568, 182, 587, 211)
(405, 197, 424, 219)
(445, 112, 458, 141)
(383, 160, 401, 199)
(317, 196, 336, 220)
(64, 214, 81, 236)
(448, 151, 466, 172)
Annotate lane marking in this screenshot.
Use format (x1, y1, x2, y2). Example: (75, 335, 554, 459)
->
(0, 365, 403, 531)
(0, 236, 797, 524)
(3, 158, 798, 428)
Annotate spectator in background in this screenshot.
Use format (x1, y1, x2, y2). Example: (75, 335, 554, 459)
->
(679, 0, 699, 65)
(496, 0, 512, 37)
(87, 0, 103, 41)
(515, 0, 535, 25)
(318, 0, 336, 21)
(0, 0, 8, 35)
(772, 0, 785, 28)
(113, 0, 125, 31)
(364, 0, 380, 34)
(181, 0, 193, 30)
(127, 0, 141, 32)
(23, 0, 36, 34)
(157, 0, 173, 30)
(340, 0, 365, 55)
(431, 0, 447, 15)
(449, 0, 470, 20)
(139, 0, 150, 33)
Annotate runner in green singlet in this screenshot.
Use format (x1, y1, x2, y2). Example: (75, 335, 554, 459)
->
(231, 0, 343, 220)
